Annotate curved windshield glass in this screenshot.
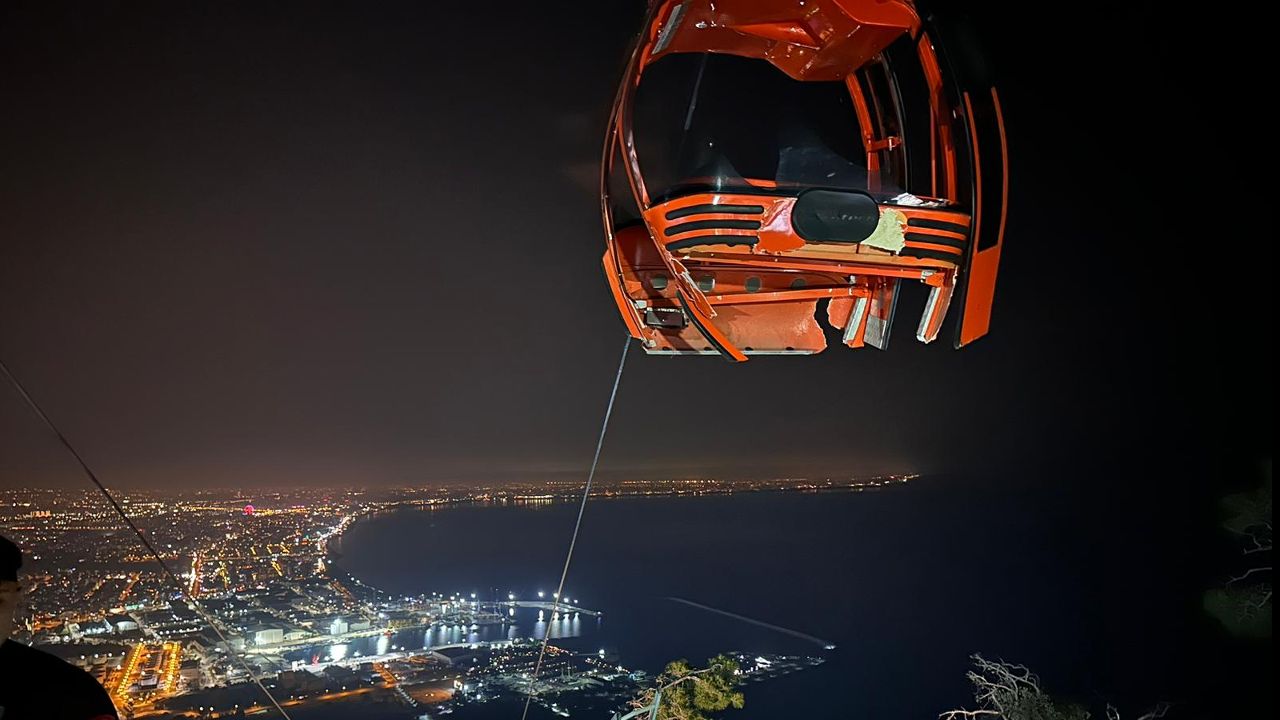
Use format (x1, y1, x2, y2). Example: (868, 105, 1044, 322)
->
(633, 53, 902, 203)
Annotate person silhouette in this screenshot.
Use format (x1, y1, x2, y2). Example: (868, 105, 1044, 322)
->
(0, 533, 118, 720)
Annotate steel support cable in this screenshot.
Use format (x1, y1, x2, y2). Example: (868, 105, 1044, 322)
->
(519, 336, 631, 720)
(1, 357, 294, 720)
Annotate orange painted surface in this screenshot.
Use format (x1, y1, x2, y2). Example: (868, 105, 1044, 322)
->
(602, 1, 1005, 359)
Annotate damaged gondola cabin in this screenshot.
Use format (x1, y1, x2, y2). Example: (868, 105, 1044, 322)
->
(601, 0, 1008, 360)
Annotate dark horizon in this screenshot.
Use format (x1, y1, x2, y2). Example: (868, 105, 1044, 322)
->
(0, 469, 922, 493)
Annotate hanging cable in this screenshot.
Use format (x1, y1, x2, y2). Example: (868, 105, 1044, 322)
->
(1, 356, 294, 720)
(519, 336, 631, 720)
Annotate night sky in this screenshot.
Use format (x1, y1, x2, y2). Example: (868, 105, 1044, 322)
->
(0, 1, 1271, 491)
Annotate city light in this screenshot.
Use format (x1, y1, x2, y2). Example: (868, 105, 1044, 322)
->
(0, 477, 898, 713)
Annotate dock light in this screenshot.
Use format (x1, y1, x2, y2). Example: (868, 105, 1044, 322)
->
(538, 591, 544, 598)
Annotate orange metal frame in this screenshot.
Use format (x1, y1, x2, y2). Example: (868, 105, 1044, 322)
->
(601, 0, 1007, 360)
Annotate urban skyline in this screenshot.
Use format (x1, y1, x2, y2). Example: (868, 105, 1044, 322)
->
(1, 476, 904, 716)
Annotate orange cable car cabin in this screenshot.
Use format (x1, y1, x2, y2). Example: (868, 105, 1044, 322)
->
(601, 0, 1008, 361)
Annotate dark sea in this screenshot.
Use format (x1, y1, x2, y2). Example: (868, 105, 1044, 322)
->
(317, 476, 1261, 720)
